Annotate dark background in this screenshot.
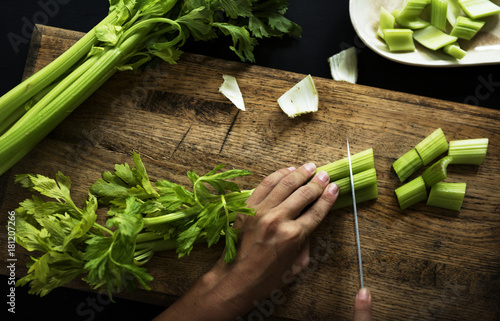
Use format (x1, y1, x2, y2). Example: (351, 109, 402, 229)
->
(1, 1, 499, 321)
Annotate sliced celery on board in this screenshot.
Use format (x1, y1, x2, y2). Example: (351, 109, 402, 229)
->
(427, 182, 466, 211)
(422, 155, 453, 188)
(395, 176, 428, 210)
(334, 168, 378, 195)
(415, 128, 449, 165)
(393, 148, 423, 182)
(448, 138, 489, 165)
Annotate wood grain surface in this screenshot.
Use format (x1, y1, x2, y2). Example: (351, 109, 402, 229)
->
(1, 25, 499, 321)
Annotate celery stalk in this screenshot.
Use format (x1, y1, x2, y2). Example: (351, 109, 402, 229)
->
(422, 155, 453, 188)
(427, 182, 466, 211)
(443, 42, 467, 59)
(332, 184, 378, 210)
(415, 128, 449, 165)
(393, 148, 424, 182)
(395, 176, 427, 210)
(431, 0, 449, 30)
(413, 25, 458, 50)
(334, 168, 377, 195)
(317, 148, 375, 181)
(450, 16, 486, 40)
(395, 0, 432, 29)
(378, 7, 396, 39)
(448, 138, 489, 165)
(458, 0, 500, 19)
(447, 0, 464, 26)
(383, 29, 416, 52)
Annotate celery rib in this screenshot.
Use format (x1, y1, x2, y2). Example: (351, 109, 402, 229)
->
(393, 148, 423, 182)
(415, 128, 449, 165)
(395, 176, 427, 210)
(334, 168, 377, 195)
(427, 182, 466, 211)
(431, 0, 449, 31)
(317, 148, 375, 181)
(413, 25, 458, 50)
(332, 184, 378, 210)
(450, 16, 486, 40)
(448, 138, 489, 165)
(422, 155, 453, 188)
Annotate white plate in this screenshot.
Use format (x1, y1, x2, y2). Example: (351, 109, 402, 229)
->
(349, 0, 500, 67)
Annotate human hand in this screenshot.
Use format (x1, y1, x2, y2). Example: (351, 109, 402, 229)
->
(154, 163, 339, 321)
(354, 288, 373, 321)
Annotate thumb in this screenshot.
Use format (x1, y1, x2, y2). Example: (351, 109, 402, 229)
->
(353, 288, 372, 321)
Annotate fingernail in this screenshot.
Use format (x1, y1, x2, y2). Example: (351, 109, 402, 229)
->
(316, 170, 330, 183)
(357, 288, 370, 301)
(304, 162, 316, 173)
(328, 183, 339, 195)
(288, 166, 296, 172)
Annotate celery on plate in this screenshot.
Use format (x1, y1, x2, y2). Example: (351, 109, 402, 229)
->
(394, 0, 432, 29)
(377, 7, 396, 39)
(427, 182, 466, 211)
(450, 16, 486, 40)
(383, 29, 416, 51)
(448, 138, 489, 164)
(458, 0, 500, 19)
(431, 0, 449, 30)
(413, 25, 458, 50)
(0, 0, 302, 176)
(443, 42, 468, 59)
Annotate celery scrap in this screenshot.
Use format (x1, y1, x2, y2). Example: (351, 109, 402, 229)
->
(328, 47, 358, 84)
(378, 7, 396, 39)
(422, 155, 453, 188)
(443, 42, 468, 59)
(431, 0, 449, 30)
(383, 29, 416, 52)
(219, 75, 245, 111)
(277, 74, 318, 118)
(448, 138, 489, 164)
(413, 25, 458, 50)
(450, 16, 486, 40)
(427, 182, 466, 211)
(393, 148, 423, 182)
(458, 0, 500, 19)
(415, 128, 449, 165)
(395, 176, 428, 210)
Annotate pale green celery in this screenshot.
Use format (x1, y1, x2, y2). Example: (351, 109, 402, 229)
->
(332, 184, 378, 210)
(316, 148, 375, 181)
(413, 25, 458, 50)
(450, 16, 486, 40)
(333, 168, 377, 195)
(395, 176, 427, 210)
(443, 42, 467, 59)
(422, 155, 453, 188)
(447, 0, 463, 25)
(431, 0, 449, 30)
(458, 0, 500, 19)
(383, 29, 416, 52)
(393, 148, 424, 182)
(378, 7, 396, 39)
(427, 182, 466, 211)
(448, 138, 489, 165)
(415, 128, 449, 165)
(395, 0, 432, 29)
(0, 11, 119, 126)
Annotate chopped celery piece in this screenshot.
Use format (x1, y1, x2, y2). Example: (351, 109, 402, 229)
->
(413, 25, 458, 50)
(219, 75, 245, 111)
(395, 0, 432, 28)
(328, 47, 358, 84)
(334, 168, 378, 195)
(383, 29, 416, 52)
(395, 176, 428, 210)
(332, 184, 378, 210)
(448, 138, 489, 164)
(458, 0, 500, 19)
(443, 42, 467, 59)
(277, 74, 318, 118)
(317, 148, 375, 182)
(393, 148, 424, 182)
(427, 182, 466, 211)
(422, 156, 453, 188)
(378, 7, 396, 39)
(396, 17, 432, 29)
(447, 0, 464, 26)
(450, 16, 486, 40)
(415, 128, 449, 165)
(431, 0, 449, 30)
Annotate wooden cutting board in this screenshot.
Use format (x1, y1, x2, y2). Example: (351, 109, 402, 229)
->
(1, 24, 499, 320)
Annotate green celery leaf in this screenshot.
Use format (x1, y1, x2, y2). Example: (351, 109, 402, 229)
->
(176, 6, 216, 41)
(132, 151, 160, 198)
(213, 23, 257, 62)
(217, 0, 253, 19)
(63, 194, 98, 249)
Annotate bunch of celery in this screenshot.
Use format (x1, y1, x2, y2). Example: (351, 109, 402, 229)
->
(15, 150, 377, 297)
(0, 0, 301, 176)
(392, 128, 488, 211)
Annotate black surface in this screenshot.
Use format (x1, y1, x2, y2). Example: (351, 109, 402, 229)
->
(1, 1, 499, 321)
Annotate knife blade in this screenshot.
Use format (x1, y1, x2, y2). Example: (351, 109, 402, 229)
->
(347, 138, 364, 289)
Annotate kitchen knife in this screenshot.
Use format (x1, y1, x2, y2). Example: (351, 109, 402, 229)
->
(347, 138, 364, 289)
